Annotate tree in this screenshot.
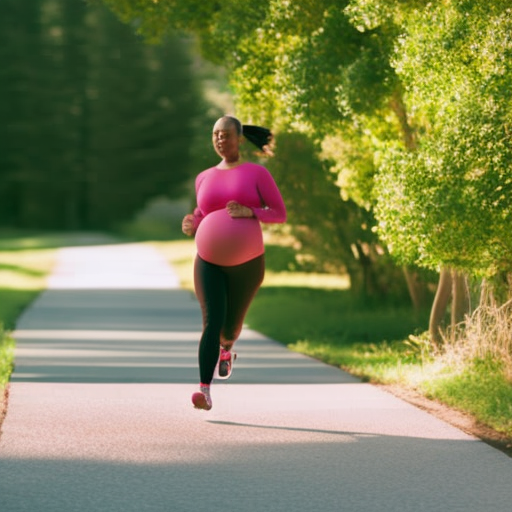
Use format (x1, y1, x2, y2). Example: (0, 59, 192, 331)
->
(373, 0, 512, 337)
(101, 0, 421, 300)
(101, 1, 512, 330)
(266, 131, 408, 300)
(0, 0, 205, 230)
(0, 0, 43, 227)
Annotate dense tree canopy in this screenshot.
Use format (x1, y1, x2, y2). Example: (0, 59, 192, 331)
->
(1, 0, 206, 230)
(101, 0, 407, 295)
(101, 0, 512, 302)
(374, 1, 512, 278)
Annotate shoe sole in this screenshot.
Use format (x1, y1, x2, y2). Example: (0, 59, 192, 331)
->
(217, 353, 237, 380)
(192, 392, 212, 411)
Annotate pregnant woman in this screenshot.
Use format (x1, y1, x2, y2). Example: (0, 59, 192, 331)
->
(182, 115, 286, 411)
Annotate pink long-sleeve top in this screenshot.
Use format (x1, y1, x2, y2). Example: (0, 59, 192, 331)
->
(191, 162, 286, 266)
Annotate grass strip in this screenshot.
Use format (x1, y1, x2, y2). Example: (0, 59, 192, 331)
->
(0, 231, 76, 387)
(154, 237, 512, 439)
(0, 330, 15, 389)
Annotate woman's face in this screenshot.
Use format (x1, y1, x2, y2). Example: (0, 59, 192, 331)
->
(212, 118, 241, 162)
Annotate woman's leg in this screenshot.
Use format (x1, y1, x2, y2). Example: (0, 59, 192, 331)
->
(194, 255, 227, 385)
(221, 254, 265, 348)
(193, 254, 264, 387)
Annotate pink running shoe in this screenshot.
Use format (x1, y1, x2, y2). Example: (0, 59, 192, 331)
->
(192, 385, 212, 411)
(218, 348, 237, 379)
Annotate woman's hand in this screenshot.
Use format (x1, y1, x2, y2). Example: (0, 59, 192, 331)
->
(182, 214, 196, 236)
(226, 201, 254, 218)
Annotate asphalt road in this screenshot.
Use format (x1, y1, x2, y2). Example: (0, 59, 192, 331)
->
(0, 242, 510, 512)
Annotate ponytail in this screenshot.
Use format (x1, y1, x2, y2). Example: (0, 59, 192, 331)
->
(242, 125, 274, 155)
(221, 115, 275, 155)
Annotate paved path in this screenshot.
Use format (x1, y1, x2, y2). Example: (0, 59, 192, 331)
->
(0, 242, 510, 512)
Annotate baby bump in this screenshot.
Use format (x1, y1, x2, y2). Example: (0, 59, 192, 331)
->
(195, 209, 264, 266)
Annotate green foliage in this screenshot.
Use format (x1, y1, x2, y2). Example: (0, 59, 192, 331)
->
(267, 131, 411, 299)
(101, 0, 512, 297)
(1, 0, 206, 230)
(99, 0, 413, 289)
(375, 1, 512, 277)
(100, 0, 227, 43)
(268, 132, 358, 272)
(100, 0, 400, 162)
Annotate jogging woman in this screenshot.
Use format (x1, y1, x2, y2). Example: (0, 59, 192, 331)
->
(182, 115, 286, 410)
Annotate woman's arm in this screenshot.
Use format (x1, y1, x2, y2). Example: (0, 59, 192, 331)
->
(182, 173, 207, 236)
(251, 168, 287, 223)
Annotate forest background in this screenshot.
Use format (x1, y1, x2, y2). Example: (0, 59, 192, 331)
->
(1, 0, 511, 441)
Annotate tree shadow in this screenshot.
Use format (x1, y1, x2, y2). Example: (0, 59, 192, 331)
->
(0, 433, 510, 512)
(11, 288, 357, 385)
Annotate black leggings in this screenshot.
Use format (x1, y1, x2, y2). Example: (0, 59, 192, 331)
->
(194, 254, 265, 385)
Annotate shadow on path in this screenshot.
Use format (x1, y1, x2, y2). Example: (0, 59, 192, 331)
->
(1, 431, 510, 512)
(12, 288, 357, 385)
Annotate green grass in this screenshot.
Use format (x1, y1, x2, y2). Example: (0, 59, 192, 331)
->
(0, 330, 14, 388)
(0, 230, 112, 251)
(246, 287, 429, 345)
(246, 290, 512, 436)
(0, 245, 57, 388)
(0, 231, 99, 387)
(153, 236, 512, 438)
(417, 359, 512, 435)
(0, 246, 58, 326)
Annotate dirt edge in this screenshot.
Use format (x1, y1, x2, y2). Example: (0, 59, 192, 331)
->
(379, 383, 512, 458)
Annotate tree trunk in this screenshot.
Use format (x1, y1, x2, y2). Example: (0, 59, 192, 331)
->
(389, 86, 417, 151)
(428, 268, 470, 345)
(403, 266, 430, 311)
(429, 268, 452, 345)
(390, 86, 427, 310)
(451, 269, 470, 340)
(403, 267, 420, 310)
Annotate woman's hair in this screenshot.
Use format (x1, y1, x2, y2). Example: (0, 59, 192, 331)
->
(223, 115, 274, 155)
